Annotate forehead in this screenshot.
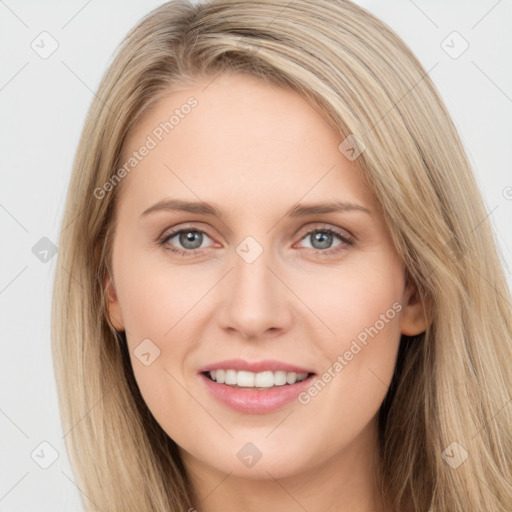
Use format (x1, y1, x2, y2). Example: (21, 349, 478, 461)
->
(117, 72, 373, 216)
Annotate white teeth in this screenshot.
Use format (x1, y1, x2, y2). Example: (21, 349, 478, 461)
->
(237, 370, 255, 387)
(225, 369, 237, 385)
(286, 372, 297, 384)
(254, 371, 274, 388)
(273, 371, 287, 386)
(207, 369, 309, 388)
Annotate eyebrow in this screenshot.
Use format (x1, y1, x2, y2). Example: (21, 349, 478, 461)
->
(139, 198, 372, 219)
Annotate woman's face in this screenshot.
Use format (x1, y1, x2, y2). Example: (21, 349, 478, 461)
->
(106, 72, 425, 482)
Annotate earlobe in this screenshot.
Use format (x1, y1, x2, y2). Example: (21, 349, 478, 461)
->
(104, 274, 125, 332)
(400, 282, 427, 336)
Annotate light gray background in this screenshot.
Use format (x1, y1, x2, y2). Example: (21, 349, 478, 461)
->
(1, 1, 511, 510)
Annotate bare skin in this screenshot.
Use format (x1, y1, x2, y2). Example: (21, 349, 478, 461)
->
(105, 72, 426, 512)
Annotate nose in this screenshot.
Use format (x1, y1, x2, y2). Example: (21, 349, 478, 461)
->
(216, 245, 294, 340)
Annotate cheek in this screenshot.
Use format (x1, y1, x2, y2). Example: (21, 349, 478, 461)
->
(115, 252, 212, 339)
(114, 256, 214, 434)
(290, 258, 403, 426)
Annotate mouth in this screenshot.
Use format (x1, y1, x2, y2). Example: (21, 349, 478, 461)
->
(198, 363, 317, 414)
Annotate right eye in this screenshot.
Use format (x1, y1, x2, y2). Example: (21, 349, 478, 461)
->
(158, 227, 216, 256)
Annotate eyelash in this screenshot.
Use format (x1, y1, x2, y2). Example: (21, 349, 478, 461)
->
(157, 224, 355, 258)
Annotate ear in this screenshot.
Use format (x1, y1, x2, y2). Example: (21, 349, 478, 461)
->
(400, 278, 427, 336)
(104, 273, 125, 332)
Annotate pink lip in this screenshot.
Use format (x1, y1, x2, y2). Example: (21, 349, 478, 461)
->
(199, 372, 316, 414)
(197, 358, 314, 374)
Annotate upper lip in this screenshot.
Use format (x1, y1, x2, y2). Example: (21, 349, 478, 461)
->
(198, 358, 315, 375)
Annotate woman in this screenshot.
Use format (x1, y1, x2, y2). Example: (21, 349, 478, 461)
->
(52, 0, 512, 510)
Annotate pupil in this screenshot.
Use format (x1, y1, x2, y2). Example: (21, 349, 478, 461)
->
(312, 231, 332, 250)
(180, 231, 202, 249)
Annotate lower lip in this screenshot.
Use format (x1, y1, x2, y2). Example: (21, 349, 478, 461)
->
(199, 373, 316, 414)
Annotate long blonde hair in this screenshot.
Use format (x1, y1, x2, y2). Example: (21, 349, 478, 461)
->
(52, 1, 512, 510)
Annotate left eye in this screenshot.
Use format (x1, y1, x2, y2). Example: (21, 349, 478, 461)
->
(298, 229, 349, 251)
